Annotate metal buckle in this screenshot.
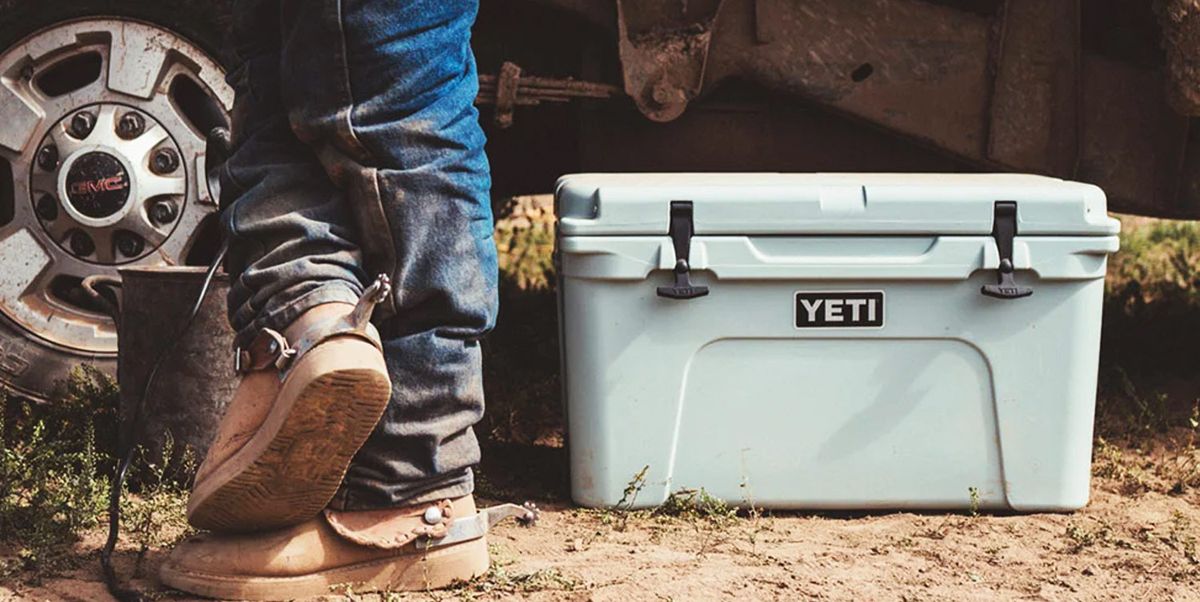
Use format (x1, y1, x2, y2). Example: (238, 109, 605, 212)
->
(234, 328, 295, 374)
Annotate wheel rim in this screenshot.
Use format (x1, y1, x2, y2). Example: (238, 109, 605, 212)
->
(0, 18, 232, 356)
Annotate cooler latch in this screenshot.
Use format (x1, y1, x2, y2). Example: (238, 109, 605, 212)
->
(657, 201, 710, 300)
(981, 201, 1033, 300)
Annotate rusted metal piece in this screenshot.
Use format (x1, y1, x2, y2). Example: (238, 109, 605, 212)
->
(702, 0, 994, 159)
(563, 0, 1198, 216)
(476, 62, 620, 127)
(1157, 0, 1200, 115)
(615, 0, 721, 122)
(1077, 56, 1194, 217)
(494, 62, 523, 128)
(986, 0, 1081, 175)
(106, 267, 235, 461)
(753, 0, 777, 44)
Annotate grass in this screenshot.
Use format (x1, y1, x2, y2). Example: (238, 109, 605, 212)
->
(1064, 519, 1114, 553)
(0, 366, 194, 584)
(1100, 217, 1200, 433)
(1088, 217, 1200, 501)
(0, 366, 113, 579)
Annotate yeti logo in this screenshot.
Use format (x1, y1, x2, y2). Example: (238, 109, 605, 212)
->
(794, 291, 884, 328)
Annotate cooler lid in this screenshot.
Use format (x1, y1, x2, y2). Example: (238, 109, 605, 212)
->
(556, 173, 1120, 237)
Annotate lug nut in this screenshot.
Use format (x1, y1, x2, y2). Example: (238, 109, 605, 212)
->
(117, 112, 145, 139)
(114, 231, 144, 257)
(36, 145, 58, 171)
(151, 147, 180, 174)
(69, 111, 96, 139)
(150, 200, 177, 224)
(35, 194, 58, 221)
(69, 231, 95, 256)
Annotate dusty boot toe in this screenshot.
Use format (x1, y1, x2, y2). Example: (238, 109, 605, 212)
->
(161, 496, 489, 600)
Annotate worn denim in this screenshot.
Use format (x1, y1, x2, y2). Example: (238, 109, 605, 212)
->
(220, 0, 497, 509)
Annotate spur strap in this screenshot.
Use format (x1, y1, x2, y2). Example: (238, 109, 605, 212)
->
(235, 274, 391, 376)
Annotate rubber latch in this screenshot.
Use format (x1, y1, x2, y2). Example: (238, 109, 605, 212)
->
(656, 201, 709, 300)
(981, 201, 1033, 299)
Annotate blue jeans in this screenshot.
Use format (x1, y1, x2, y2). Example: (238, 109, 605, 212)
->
(219, 0, 497, 509)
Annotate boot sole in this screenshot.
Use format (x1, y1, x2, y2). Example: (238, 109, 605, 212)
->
(159, 534, 489, 599)
(187, 338, 391, 532)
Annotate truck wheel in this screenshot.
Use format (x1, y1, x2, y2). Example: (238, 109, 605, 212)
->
(0, 1, 232, 401)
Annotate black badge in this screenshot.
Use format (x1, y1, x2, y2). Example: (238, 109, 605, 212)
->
(64, 152, 130, 218)
(795, 291, 884, 328)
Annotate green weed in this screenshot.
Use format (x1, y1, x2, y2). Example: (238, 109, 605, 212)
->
(655, 487, 737, 524)
(120, 434, 196, 576)
(0, 365, 196, 583)
(1064, 519, 1114, 553)
(0, 367, 114, 579)
(598, 465, 649, 532)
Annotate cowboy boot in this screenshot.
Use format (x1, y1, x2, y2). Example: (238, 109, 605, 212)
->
(187, 276, 393, 533)
(161, 496, 527, 600)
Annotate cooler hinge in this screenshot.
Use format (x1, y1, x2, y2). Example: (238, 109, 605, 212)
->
(981, 201, 1033, 299)
(657, 201, 710, 300)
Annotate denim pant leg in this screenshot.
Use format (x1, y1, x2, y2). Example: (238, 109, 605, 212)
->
(222, 0, 367, 345)
(234, 0, 497, 509)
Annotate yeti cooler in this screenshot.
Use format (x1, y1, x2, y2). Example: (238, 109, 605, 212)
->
(555, 173, 1120, 511)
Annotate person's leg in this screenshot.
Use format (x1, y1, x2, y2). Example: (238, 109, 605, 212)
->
(162, 1, 497, 596)
(272, 0, 497, 510)
(220, 0, 367, 331)
(184, 0, 394, 533)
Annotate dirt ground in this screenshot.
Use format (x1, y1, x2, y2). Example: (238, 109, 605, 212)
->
(1, 437, 1198, 602)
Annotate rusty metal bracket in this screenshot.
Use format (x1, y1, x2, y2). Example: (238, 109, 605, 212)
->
(476, 61, 621, 128)
(985, 0, 1081, 176)
(493, 62, 522, 128)
(615, 0, 723, 122)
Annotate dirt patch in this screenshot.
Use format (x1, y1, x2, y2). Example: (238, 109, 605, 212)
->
(1, 464, 1197, 601)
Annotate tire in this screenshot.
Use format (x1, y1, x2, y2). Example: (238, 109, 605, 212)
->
(0, 1, 233, 62)
(0, 1, 233, 401)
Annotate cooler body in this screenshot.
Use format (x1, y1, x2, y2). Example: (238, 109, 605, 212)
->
(555, 174, 1120, 511)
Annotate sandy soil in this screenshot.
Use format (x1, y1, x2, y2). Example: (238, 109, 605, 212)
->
(2, 442, 1197, 602)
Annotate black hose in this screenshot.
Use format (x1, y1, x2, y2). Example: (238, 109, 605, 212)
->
(99, 243, 227, 602)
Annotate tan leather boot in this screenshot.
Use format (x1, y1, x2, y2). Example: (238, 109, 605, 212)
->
(187, 276, 394, 533)
(161, 496, 490, 600)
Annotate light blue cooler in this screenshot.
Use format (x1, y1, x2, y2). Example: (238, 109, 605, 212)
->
(554, 173, 1120, 512)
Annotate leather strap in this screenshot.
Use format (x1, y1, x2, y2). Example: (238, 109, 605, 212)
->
(235, 274, 391, 377)
(323, 499, 454, 550)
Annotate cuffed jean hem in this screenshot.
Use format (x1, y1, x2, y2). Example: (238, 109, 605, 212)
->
(327, 468, 475, 510)
(233, 281, 362, 348)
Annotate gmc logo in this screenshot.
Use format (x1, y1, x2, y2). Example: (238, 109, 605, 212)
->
(69, 176, 128, 196)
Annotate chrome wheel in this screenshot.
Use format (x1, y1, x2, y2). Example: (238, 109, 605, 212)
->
(0, 18, 231, 358)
